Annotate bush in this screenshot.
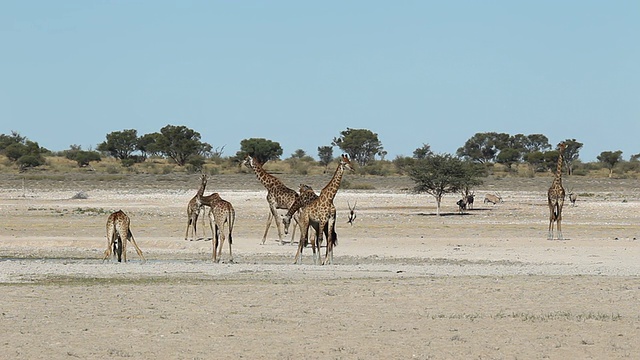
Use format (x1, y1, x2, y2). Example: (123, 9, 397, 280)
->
(18, 154, 46, 170)
(359, 162, 391, 176)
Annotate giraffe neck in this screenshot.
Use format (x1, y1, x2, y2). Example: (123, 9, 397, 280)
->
(196, 179, 207, 197)
(320, 163, 345, 201)
(251, 161, 281, 190)
(554, 149, 564, 184)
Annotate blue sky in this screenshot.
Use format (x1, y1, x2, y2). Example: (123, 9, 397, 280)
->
(1, 1, 638, 162)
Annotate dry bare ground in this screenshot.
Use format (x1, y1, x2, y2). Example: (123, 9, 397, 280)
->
(1, 173, 639, 359)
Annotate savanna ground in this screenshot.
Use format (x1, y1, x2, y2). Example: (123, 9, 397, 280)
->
(1, 172, 639, 359)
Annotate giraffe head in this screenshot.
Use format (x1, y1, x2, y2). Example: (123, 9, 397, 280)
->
(558, 142, 566, 153)
(340, 154, 355, 173)
(242, 155, 258, 170)
(299, 183, 313, 193)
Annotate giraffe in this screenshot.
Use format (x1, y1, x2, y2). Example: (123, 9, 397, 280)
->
(184, 173, 208, 241)
(547, 142, 567, 240)
(296, 154, 354, 265)
(102, 210, 145, 263)
(242, 155, 299, 245)
(282, 184, 318, 236)
(281, 184, 335, 261)
(199, 192, 236, 263)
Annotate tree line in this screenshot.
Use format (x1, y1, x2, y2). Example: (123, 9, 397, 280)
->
(2, 126, 639, 215)
(0, 126, 637, 178)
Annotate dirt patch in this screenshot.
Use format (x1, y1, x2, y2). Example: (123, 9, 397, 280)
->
(1, 174, 639, 359)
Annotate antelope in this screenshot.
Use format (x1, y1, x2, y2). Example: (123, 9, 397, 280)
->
(347, 200, 357, 225)
(465, 192, 475, 209)
(567, 188, 577, 207)
(456, 198, 467, 214)
(484, 193, 503, 205)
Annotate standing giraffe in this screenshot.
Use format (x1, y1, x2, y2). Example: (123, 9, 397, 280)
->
(199, 193, 236, 263)
(297, 154, 354, 265)
(103, 210, 145, 263)
(282, 184, 335, 260)
(242, 155, 299, 245)
(548, 142, 566, 240)
(184, 173, 208, 241)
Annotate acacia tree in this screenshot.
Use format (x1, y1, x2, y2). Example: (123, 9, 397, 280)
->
(456, 132, 506, 163)
(97, 129, 138, 160)
(317, 145, 334, 170)
(597, 150, 623, 178)
(562, 139, 583, 175)
(157, 125, 212, 166)
(137, 132, 163, 158)
(332, 128, 384, 166)
(413, 143, 433, 159)
(409, 154, 483, 215)
(236, 138, 283, 164)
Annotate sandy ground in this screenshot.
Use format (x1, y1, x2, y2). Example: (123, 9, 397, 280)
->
(1, 173, 639, 359)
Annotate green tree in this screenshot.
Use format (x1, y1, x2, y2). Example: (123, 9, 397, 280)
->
(0, 131, 26, 152)
(157, 125, 212, 166)
(507, 133, 550, 154)
(495, 148, 522, 170)
(562, 139, 583, 175)
(456, 132, 506, 163)
(137, 132, 163, 158)
(317, 146, 334, 170)
(97, 129, 138, 160)
(413, 143, 433, 159)
(236, 138, 282, 164)
(597, 150, 623, 178)
(409, 154, 482, 215)
(0, 132, 46, 170)
(332, 128, 384, 166)
(523, 151, 546, 172)
(290, 149, 307, 159)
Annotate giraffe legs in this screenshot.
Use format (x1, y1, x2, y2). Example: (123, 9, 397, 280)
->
(262, 205, 285, 245)
(293, 216, 318, 264)
(103, 228, 116, 262)
(212, 222, 234, 263)
(548, 201, 565, 240)
(261, 212, 273, 245)
(322, 217, 336, 265)
(213, 224, 222, 263)
(126, 231, 146, 263)
(289, 213, 298, 245)
(556, 207, 563, 240)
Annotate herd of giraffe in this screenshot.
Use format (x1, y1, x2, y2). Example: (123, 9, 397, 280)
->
(103, 153, 354, 265)
(103, 143, 569, 264)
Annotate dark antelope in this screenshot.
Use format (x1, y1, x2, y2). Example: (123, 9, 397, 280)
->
(347, 200, 357, 225)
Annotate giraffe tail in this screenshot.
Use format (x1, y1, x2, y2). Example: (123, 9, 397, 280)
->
(332, 227, 338, 247)
(323, 223, 338, 247)
(553, 202, 561, 220)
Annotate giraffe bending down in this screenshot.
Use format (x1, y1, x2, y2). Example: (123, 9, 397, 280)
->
(103, 210, 145, 263)
(297, 154, 354, 265)
(548, 142, 566, 240)
(282, 184, 318, 236)
(184, 173, 208, 241)
(242, 155, 299, 245)
(199, 193, 236, 263)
